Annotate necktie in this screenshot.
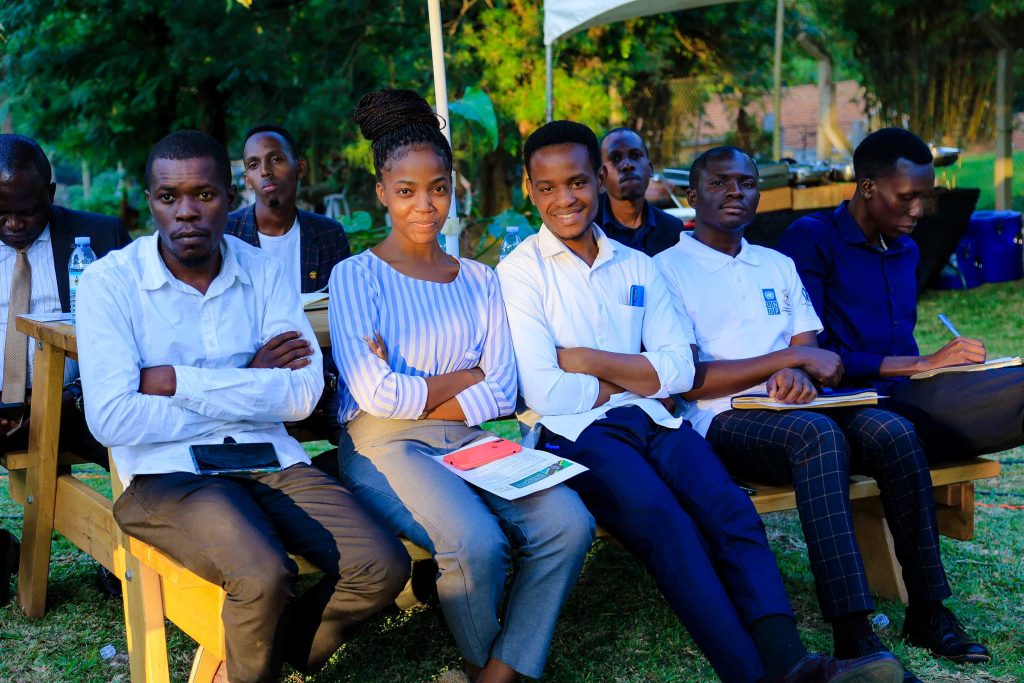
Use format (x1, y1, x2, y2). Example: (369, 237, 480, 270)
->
(2, 248, 32, 405)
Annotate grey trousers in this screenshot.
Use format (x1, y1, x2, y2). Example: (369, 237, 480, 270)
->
(113, 464, 409, 683)
(338, 415, 595, 679)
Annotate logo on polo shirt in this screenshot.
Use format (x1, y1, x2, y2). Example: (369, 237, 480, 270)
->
(762, 288, 781, 315)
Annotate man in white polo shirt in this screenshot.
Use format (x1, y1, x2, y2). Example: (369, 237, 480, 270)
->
(655, 146, 988, 682)
(498, 121, 900, 683)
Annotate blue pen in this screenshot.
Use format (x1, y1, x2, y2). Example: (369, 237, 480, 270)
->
(937, 313, 961, 338)
(629, 285, 645, 307)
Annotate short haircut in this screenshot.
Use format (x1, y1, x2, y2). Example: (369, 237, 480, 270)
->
(0, 134, 52, 184)
(352, 89, 453, 181)
(853, 127, 933, 180)
(600, 127, 648, 155)
(243, 124, 299, 158)
(523, 120, 601, 177)
(145, 130, 232, 191)
(689, 146, 757, 187)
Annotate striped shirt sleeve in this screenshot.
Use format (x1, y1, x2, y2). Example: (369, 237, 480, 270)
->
(453, 268, 518, 425)
(329, 258, 428, 420)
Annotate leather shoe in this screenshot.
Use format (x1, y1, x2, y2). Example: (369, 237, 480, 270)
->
(902, 605, 990, 664)
(1, 529, 20, 605)
(95, 564, 123, 598)
(776, 652, 903, 683)
(836, 633, 921, 683)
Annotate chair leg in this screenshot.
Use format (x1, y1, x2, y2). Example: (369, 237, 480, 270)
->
(851, 497, 909, 604)
(116, 546, 171, 683)
(188, 645, 222, 683)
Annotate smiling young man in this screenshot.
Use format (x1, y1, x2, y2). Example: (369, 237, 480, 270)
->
(75, 130, 407, 683)
(497, 121, 901, 683)
(777, 128, 1024, 465)
(654, 146, 988, 682)
(227, 124, 350, 293)
(596, 127, 683, 256)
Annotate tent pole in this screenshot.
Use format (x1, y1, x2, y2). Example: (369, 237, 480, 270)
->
(771, 0, 784, 160)
(545, 43, 554, 123)
(427, 0, 460, 256)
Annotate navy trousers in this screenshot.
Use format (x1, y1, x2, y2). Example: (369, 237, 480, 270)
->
(707, 407, 951, 623)
(541, 406, 793, 683)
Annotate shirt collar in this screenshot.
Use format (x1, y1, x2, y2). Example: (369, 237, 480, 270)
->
(140, 234, 253, 292)
(600, 194, 656, 231)
(674, 231, 758, 272)
(0, 225, 51, 253)
(538, 223, 618, 268)
(833, 200, 909, 253)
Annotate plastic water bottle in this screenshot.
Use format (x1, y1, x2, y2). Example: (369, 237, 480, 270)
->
(69, 236, 97, 325)
(498, 225, 522, 261)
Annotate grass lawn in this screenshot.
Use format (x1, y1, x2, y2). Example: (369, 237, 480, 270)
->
(2, 281, 1023, 682)
(936, 150, 1024, 212)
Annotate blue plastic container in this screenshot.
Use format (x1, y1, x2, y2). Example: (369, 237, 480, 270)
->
(967, 210, 1023, 283)
(936, 237, 985, 289)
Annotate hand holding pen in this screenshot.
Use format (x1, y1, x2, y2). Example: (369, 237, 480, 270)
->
(925, 313, 987, 370)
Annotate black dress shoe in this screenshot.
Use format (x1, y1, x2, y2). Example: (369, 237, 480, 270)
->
(902, 605, 990, 664)
(836, 633, 921, 683)
(95, 564, 123, 598)
(1, 529, 20, 605)
(776, 652, 903, 683)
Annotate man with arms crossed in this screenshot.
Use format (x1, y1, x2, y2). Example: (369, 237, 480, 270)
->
(497, 121, 900, 683)
(76, 131, 408, 683)
(655, 146, 987, 683)
(596, 127, 683, 256)
(777, 127, 1024, 464)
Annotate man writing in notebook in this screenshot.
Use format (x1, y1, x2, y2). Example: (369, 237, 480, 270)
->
(498, 121, 901, 683)
(76, 130, 407, 683)
(655, 146, 987, 682)
(777, 127, 1024, 462)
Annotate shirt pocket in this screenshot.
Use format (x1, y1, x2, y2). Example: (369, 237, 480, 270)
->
(609, 303, 644, 353)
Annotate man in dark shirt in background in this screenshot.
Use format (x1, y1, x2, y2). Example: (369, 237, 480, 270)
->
(597, 127, 683, 256)
(778, 127, 1023, 464)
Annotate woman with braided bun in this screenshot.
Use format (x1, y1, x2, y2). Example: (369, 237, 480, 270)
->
(328, 89, 594, 683)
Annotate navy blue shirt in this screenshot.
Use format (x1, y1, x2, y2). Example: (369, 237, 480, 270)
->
(776, 202, 919, 391)
(597, 194, 684, 257)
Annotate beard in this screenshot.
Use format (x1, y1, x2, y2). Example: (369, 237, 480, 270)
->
(267, 196, 282, 209)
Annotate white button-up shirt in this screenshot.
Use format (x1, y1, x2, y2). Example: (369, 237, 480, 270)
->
(76, 234, 324, 486)
(496, 224, 695, 442)
(0, 226, 75, 389)
(654, 233, 822, 436)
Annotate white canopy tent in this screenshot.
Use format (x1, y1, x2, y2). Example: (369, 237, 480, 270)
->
(542, 0, 743, 121)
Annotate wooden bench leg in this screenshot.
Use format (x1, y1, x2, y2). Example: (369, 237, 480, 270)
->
(188, 645, 222, 683)
(851, 497, 908, 604)
(934, 482, 975, 541)
(16, 342, 65, 618)
(116, 545, 171, 683)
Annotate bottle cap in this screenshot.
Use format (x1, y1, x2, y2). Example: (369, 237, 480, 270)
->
(74, 236, 91, 246)
(506, 225, 520, 233)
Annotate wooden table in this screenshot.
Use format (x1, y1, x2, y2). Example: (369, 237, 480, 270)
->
(7, 311, 332, 618)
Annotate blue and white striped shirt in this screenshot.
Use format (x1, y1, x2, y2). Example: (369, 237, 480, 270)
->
(329, 250, 517, 426)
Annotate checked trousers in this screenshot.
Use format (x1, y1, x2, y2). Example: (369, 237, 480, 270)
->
(706, 406, 952, 621)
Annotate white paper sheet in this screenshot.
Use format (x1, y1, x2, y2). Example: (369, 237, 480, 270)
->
(430, 436, 588, 500)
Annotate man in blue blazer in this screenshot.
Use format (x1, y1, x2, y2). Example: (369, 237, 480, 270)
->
(227, 124, 350, 293)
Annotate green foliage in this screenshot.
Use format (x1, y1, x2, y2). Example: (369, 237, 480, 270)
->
(449, 87, 498, 153)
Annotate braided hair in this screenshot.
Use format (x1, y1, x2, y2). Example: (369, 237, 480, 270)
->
(353, 89, 453, 180)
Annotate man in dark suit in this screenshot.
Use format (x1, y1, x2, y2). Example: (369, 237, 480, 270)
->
(227, 124, 350, 293)
(0, 133, 131, 602)
(597, 127, 684, 257)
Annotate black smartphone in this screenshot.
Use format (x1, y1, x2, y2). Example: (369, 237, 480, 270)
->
(0, 402, 26, 425)
(188, 442, 281, 476)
